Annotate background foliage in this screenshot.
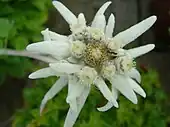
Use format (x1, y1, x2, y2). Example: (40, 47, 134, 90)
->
(12, 68, 170, 127)
(0, 0, 51, 84)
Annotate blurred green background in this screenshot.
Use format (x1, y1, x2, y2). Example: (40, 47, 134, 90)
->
(0, 0, 170, 127)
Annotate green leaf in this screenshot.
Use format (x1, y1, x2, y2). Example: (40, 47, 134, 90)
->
(0, 18, 13, 37)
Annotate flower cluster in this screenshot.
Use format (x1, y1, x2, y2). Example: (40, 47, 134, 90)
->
(0, 1, 157, 127)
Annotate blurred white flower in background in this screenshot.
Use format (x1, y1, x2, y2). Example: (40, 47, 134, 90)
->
(0, 1, 157, 127)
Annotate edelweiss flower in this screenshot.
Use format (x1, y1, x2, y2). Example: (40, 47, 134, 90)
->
(0, 1, 157, 127)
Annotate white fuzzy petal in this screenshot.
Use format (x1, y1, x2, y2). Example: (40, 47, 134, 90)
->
(41, 28, 68, 41)
(64, 86, 90, 127)
(29, 67, 60, 79)
(69, 99, 77, 113)
(91, 15, 106, 31)
(49, 62, 83, 74)
(40, 76, 68, 114)
(127, 44, 155, 58)
(78, 13, 86, 26)
(95, 77, 118, 108)
(112, 87, 119, 100)
(66, 75, 85, 111)
(70, 13, 86, 33)
(67, 57, 79, 64)
(105, 13, 115, 38)
(97, 102, 114, 112)
(112, 16, 157, 47)
(97, 87, 118, 112)
(110, 75, 138, 104)
(91, 1, 111, 31)
(49, 32, 68, 42)
(0, 49, 57, 63)
(128, 78, 146, 98)
(127, 68, 141, 83)
(52, 1, 77, 25)
(93, 1, 112, 20)
(41, 28, 51, 41)
(26, 41, 70, 59)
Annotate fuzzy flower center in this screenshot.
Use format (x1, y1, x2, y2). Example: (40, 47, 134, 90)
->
(83, 42, 110, 68)
(101, 61, 116, 80)
(77, 66, 97, 85)
(114, 56, 134, 74)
